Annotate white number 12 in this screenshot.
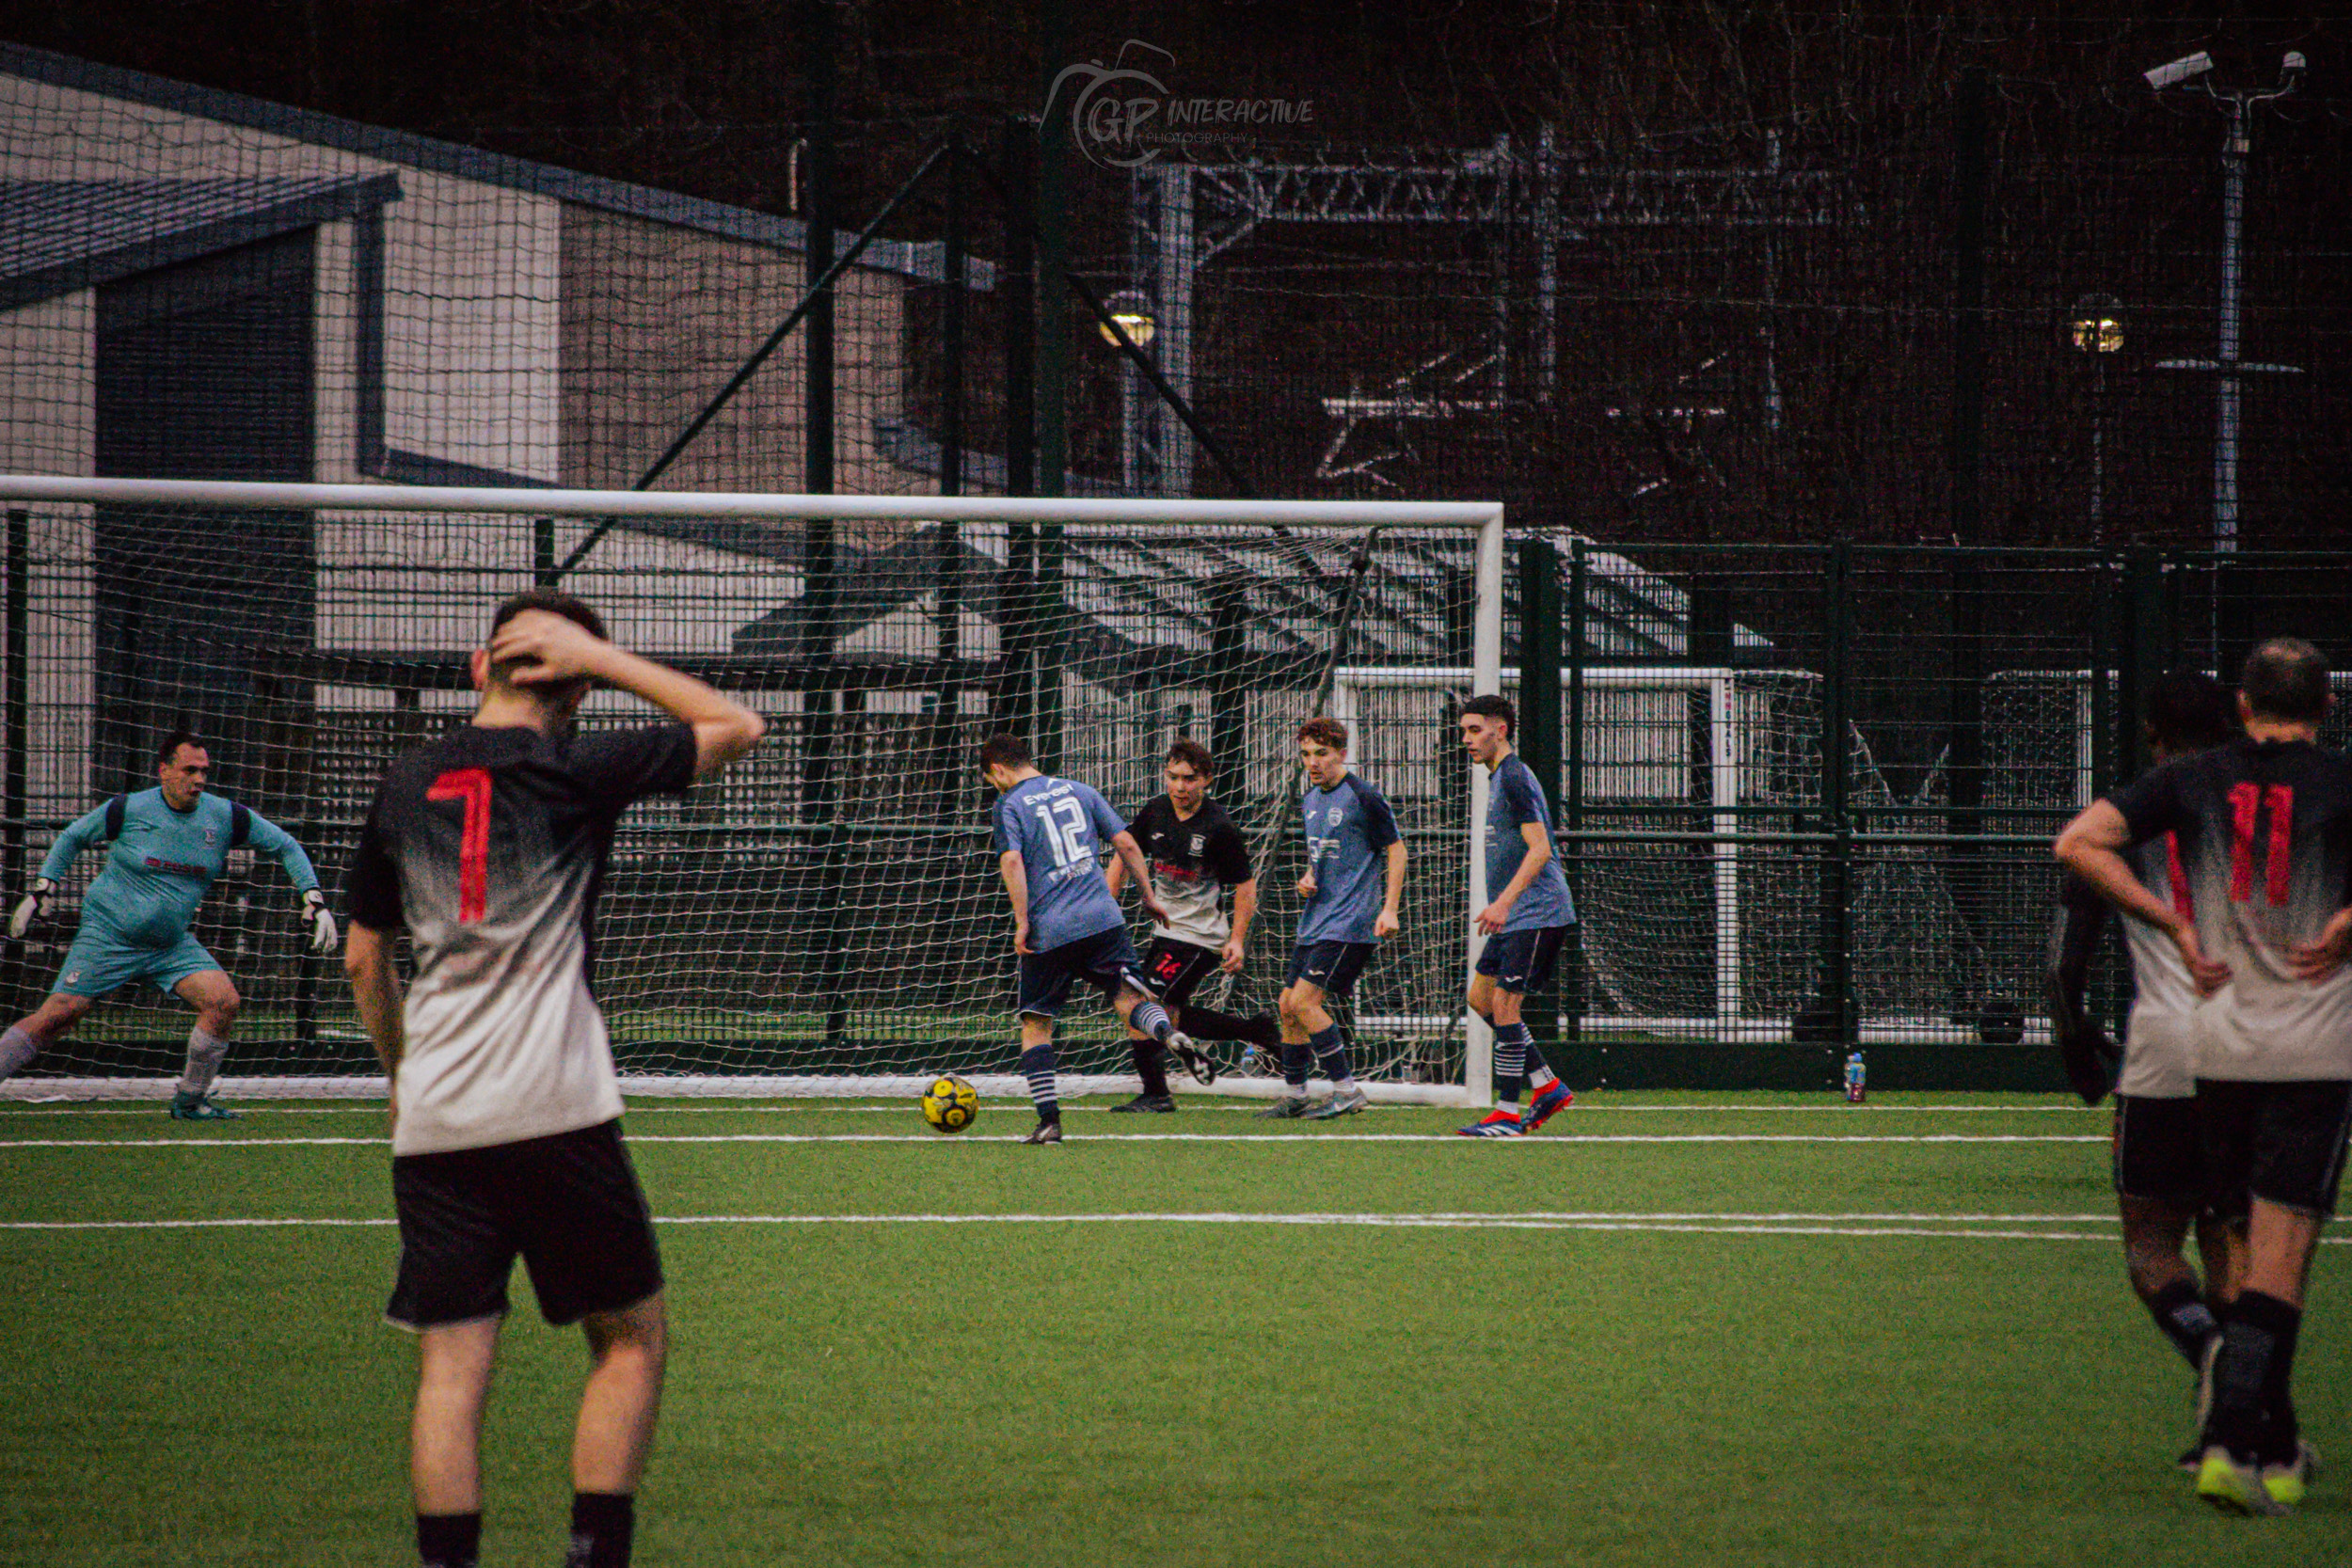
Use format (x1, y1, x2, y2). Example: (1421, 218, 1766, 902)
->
(1033, 798, 1092, 868)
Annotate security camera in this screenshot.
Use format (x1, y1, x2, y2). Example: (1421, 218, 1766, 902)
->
(2145, 52, 2215, 90)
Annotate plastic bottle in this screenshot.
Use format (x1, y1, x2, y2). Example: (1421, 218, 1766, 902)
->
(1844, 1051, 1867, 1104)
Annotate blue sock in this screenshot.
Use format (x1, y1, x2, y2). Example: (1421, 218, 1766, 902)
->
(1493, 1021, 1529, 1106)
(1130, 999, 1174, 1044)
(1281, 1040, 1311, 1090)
(1310, 1023, 1353, 1087)
(1019, 1043, 1059, 1121)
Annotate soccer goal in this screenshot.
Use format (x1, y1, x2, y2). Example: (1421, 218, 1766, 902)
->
(0, 474, 1506, 1106)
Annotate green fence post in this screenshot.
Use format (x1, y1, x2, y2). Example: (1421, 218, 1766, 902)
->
(1518, 537, 1562, 1050)
(1563, 540, 1587, 1055)
(1823, 542, 1853, 1051)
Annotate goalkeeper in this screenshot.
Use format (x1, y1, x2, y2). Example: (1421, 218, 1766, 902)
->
(0, 731, 336, 1117)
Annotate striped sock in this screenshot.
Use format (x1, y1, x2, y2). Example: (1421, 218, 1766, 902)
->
(1018, 1043, 1059, 1121)
(1525, 1038, 1558, 1091)
(1310, 1023, 1354, 1089)
(1281, 1040, 1311, 1090)
(1129, 998, 1175, 1044)
(1493, 1022, 1529, 1105)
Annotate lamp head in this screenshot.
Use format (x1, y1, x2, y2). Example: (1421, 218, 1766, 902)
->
(2145, 51, 2214, 90)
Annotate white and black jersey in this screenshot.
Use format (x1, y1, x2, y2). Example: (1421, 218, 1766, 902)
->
(344, 721, 697, 1156)
(1128, 796, 1253, 948)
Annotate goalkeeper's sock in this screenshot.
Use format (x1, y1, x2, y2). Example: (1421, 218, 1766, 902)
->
(416, 1511, 481, 1568)
(1129, 998, 1176, 1045)
(2146, 1277, 2220, 1369)
(178, 1026, 230, 1095)
(1130, 1037, 1170, 1099)
(0, 1024, 36, 1081)
(1310, 1024, 1354, 1090)
(1019, 1044, 1060, 1122)
(566, 1492, 634, 1568)
(1492, 1021, 1529, 1105)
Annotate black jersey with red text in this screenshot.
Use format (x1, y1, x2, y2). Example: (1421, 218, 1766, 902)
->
(1127, 796, 1252, 947)
(2111, 736, 2352, 1080)
(345, 721, 697, 1154)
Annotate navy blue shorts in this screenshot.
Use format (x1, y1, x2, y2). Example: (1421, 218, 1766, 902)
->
(1018, 926, 1146, 1019)
(1284, 940, 1375, 999)
(1475, 925, 1571, 995)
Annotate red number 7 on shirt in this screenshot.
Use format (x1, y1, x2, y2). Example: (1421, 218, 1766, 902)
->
(427, 768, 493, 923)
(2227, 782, 2293, 907)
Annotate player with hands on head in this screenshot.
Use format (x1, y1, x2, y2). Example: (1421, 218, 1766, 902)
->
(1259, 716, 1405, 1121)
(0, 730, 333, 1119)
(2056, 638, 2352, 1515)
(982, 734, 1194, 1144)
(1103, 738, 1283, 1111)
(1454, 695, 1579, 1137)
(342, 588, 765, 1568)
(2046, 672, 2241, 1465)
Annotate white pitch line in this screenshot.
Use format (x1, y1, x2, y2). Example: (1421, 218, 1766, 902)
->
(9, 1208, 2349, 1244)
(0, 1101, 2103, 1117)
(0, 1132, 2109, 1149)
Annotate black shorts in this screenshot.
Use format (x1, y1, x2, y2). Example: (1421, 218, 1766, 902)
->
(1474, 925, 1570, 995)
(1018, 926, 1145, 1019)
(2196, 1079, 2352, 1222)
(387, 1119, 663, 1331)
(1284, 940, 1375, 1000)
(1142, 938, 1221, 1008)
(2111, 1094, 2206, 1206)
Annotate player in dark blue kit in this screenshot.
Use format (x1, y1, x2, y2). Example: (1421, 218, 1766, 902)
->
(1454, 695, 1579, 1136)
(981, 735, 1194, 1145)
(1, 731, 335, 1117)
(1260, 716, 1406, 1120)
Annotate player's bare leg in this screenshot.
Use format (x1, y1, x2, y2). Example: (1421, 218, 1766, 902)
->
(168, 969, 241, 1119)
(0, 991, 92, 1080)
(575, 1294, 666, 1490)
(412, 1317, 501, 1513)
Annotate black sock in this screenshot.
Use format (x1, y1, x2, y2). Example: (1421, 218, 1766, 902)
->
(1019, 1043, 1059, 1121)
(417, 1512, 481, 1568)
(566, 1492, 635, 1568)
(1130, 1037, 1170, 1098)
(1181, 1006, 1280, 1050)
(1492, 1022, 1529, 1106)
(1280, 1039, 1311, 1089)
(2208, 1291, 2299, 1459)
(2145, 1278, 2220, 1368)
(1309, 1022, 1352, 1085)
(2260, 1296, 2302, 1452)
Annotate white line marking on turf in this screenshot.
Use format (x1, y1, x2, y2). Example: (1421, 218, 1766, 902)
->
(0, 1132, 2108, 1148)
(0, 1101, 2104, 1117)
(9, 1208, 2349, 1244)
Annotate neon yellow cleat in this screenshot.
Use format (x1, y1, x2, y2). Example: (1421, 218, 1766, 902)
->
(2196, 1447, 2290, 1516)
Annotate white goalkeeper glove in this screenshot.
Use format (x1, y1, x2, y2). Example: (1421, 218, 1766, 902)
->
(302, 889, 339, 956)
(8, 878, 52, 940)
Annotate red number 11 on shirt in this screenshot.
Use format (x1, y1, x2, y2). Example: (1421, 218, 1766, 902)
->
(427, 768, 493, 923)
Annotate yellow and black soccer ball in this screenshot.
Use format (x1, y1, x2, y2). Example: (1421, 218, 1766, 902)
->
(920, 1073, 980, 1133)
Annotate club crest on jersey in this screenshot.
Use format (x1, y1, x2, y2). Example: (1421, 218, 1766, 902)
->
(1189, 832, 1205, 855)
(1326, 807, 1343, 824)
(203, 827, 216, 845)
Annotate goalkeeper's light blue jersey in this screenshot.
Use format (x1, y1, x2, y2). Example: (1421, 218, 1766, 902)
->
(40, 788, 318, 948)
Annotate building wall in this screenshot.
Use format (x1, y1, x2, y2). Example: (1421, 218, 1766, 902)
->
(0, 293, 95, 818)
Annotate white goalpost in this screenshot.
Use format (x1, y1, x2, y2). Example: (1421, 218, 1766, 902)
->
(0, 474, 1504, 1107)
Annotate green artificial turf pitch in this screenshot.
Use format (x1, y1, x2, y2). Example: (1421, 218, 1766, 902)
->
(0, 1090, 2344, 1566)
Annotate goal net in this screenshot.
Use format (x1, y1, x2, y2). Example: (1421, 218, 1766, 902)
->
(0, 476, 1503, 1103)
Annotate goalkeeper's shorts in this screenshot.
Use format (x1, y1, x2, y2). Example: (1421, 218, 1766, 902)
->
(52, 930, 220, 998)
